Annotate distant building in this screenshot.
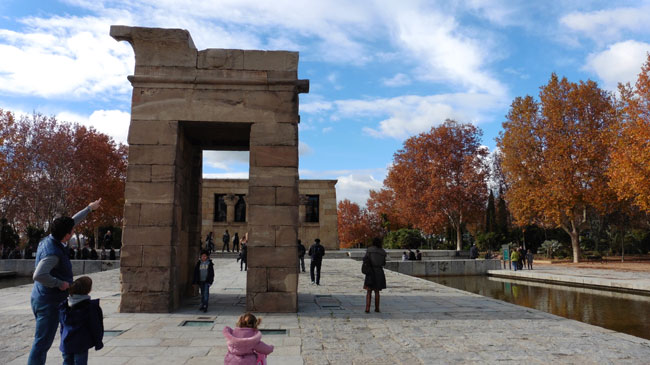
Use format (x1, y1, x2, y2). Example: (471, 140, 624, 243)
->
(202, 179, 338, 250)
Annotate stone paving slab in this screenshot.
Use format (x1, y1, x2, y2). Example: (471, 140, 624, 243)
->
(2, 259, 650, 364)
(488, 266, 650, 293)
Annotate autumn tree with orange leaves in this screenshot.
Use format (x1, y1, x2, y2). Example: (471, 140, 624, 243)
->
(0, 110, 127, 245)
(337, 199, 379, 248)
(383, 120, 489, 251)
(497, 74, 617, 263)
(609, 54, 650, 213)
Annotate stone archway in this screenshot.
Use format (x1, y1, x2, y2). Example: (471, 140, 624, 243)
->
(111, 26, 308, 313)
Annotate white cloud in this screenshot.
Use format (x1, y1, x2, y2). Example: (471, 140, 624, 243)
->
(300, 100, 333, 114)
(334, 174, 384, 207)
(299, 167, 386, 206)
(561, 6, 650, 43)
(333, 93, 503, 139)
(0, 16, 134, 98)
(203, 172, 249, 179)
(0, 0, 506, 102)
(57, 109, 130, 144)
(203, 151, 249, 171)
(299, 141, 314, 156)
(382, 73, 411, 87)
(584, 40, 650, 90)
(386, 5, 506, 95)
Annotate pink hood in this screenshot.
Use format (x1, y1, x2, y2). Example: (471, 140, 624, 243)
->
(223, 326, 274, 365)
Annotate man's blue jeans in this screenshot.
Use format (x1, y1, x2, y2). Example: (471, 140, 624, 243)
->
(63, 351, 89, 365)
(200, 282, 210, 308)
(28, 297, 61, 365)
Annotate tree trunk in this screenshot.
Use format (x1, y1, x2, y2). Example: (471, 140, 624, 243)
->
(456, 224, 462, 251)
(569, 230, 580, 263)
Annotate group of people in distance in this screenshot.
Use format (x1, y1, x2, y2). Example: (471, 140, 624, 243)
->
(204, 229, 242, 254)
(401, 248, 422, 261)
(510, 247, 534, 271)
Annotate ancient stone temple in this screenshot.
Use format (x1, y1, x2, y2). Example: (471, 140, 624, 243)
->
(202, 179, 339, 251)
(112, 26, 308, 313)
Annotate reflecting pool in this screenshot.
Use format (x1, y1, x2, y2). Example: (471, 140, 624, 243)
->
(426, 275, 650, 340)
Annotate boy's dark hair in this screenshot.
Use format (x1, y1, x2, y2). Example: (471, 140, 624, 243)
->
(200, 250, 210, 257)
(51, 217, 75, 241)
(372, 237, 382, 248)
(69, 276, 92, 295)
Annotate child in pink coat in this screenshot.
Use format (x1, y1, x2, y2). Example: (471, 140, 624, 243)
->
(223, 312, 274, 365)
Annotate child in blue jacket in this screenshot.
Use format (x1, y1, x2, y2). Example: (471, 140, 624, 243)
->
(59, 276, 104, 364)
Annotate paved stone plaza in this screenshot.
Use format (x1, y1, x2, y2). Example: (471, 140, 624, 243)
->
(2, 258, 650, 364)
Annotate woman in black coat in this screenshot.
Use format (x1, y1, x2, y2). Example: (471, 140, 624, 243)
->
(363, 237, 387, 313)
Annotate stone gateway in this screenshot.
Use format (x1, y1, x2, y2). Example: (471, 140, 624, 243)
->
(112, 26, 309, 313)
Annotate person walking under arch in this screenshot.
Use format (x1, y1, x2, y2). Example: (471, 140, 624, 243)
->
(308, 239, 325, 285)
(363, 237, 387, 313)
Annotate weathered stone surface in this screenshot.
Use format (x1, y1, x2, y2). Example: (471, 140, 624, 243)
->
(123, 203, 141, 226)
(276, 186, 298, 205)
(275, 226, 298, 246)
(127, 165, 151, 182)
(110, 26, 197, 67)
(139, 204, 174, 226)
(122, 226, 173, 246)
(248, 247, 297, 268)
(119, 245, 143, 267)
(249, 122, 297, 146)
(118, 291, 141, 312)
(197, 49, 244, 69)
(248, 205, 298, 226)
(128, 120, 178, 145)
(245, 91, 295, 114)
(151, 165, 175, 182)
(142, 246, 172, 267)
(250, 146, 298, 168)
(128, 145, 177, 165)
(125, 182, 175, 204)
(242, 50, 298, 72)
(246, 268, 267, 292)
(247, 225, 275, 246)
(247, 186, 275, 205)
(141, 292, 171, 312)
(268, 268, 298, 292)
(249, 167, 298, 187)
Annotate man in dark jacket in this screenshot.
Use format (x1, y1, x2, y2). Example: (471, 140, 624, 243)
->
(308, 238, 325, 285)
(192, 250, 215, 312)
(297, 240, 306, 273)
(29, 198, 101, 365)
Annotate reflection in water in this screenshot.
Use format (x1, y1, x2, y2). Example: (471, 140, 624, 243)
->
(0, 276, 33, 290)
(426, 275, 650, 341)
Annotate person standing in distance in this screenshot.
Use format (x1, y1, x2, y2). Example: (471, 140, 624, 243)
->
(363, 237, 387, 313)
(28, 199, 102, 365)
(297, 240, 306, 273)
(308, 238, 325, 285)
(222, 229, 230, 252)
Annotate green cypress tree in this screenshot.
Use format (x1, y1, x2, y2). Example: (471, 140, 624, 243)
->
(485, 191, 496, 233)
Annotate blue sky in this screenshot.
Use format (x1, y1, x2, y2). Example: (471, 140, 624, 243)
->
(1, 0, 649, 205)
